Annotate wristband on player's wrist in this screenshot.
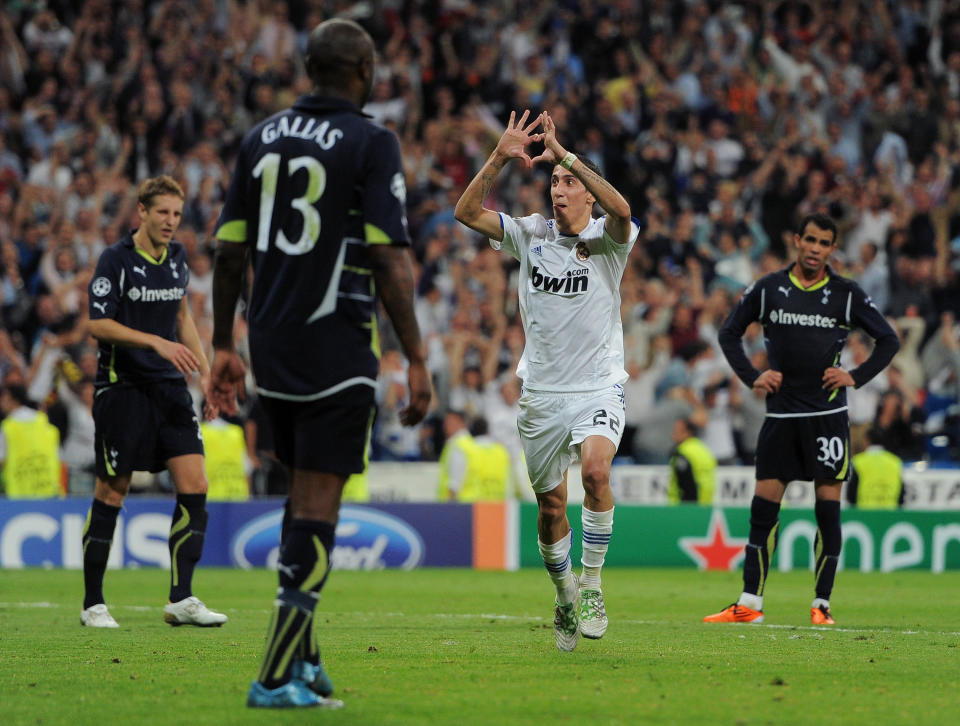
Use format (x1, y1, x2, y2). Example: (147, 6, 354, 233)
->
(560, 152, 577, 170)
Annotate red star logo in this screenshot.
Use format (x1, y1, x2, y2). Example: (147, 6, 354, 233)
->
(679, 509, 747, 571)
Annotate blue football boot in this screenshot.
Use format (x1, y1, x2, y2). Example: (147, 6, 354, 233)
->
(292, 659, 335, 697)
(246, 680, 343, 709)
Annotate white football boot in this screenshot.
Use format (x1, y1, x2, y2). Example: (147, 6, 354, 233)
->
(578, 587, 608, 639)
(81, 603, 119, 628)
(553, 573, 580, 652)
(163, 596, 228, 626)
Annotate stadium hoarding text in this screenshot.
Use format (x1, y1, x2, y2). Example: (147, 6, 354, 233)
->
(3, 499, 958, 571)
(608, 465, 960, 509)
(517, 504, 960, 572)
(325, 463, 960, 509)
(0, 499, 516, 571)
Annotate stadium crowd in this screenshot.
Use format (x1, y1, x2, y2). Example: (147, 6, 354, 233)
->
(0, 0, 958, 497)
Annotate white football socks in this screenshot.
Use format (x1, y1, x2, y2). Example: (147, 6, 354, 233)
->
(581, 506, 614, 590)
(539, 530, 577, 604)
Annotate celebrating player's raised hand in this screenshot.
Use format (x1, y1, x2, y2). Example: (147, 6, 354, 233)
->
(531, 112, 565, 166)
(494, 109, 543, 168)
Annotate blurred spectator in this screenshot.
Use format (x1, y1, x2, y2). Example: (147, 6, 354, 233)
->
(621, 335, 671, 460)
(699, 377, 738, 465)
(854, 242, 890, 314)
(920, 312, 960, 452)
(0, 382, 61, 497)
(633, 385, 706, 465)
(873, 388, 926, 462)
(848, 427, 904, 509)
(201, 415, 251, 501)
(373, 350, 424, 462)
(668, 417, 717, 504)
(22, 9, 72, 56)
(921, 312, 960, 401)
(437, 411, 512, 502)
(482, 374, 528, 489)
(731, 351, 769, 465)
(843, 331, 889, 454)
(1, 0, 959, 488)
(889, 316, 927, 390)
(57, 370, 95, 495)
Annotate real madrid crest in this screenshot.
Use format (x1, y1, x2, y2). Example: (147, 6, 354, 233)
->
(575, 242, 590, 261)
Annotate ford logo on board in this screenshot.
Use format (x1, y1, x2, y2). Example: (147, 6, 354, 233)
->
(231, 506, 424, 571)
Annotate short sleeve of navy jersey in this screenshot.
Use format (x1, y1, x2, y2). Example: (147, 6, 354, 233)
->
(362, 129, 410, 246)
(89, 247, 123, 320)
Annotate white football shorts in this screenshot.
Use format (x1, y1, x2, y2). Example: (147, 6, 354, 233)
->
(517, 384, 626, 494)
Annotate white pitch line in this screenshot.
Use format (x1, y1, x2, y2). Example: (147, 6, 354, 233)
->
(3, 602, 958, 637)
(624, 618, 960, 636)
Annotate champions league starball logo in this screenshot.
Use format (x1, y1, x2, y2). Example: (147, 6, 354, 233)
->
(91, 277, 111, 297)
(390, 172, 407, 204)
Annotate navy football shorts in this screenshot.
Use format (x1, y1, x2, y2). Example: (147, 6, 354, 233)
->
(754, 411, 850, 483)
(259, 384, 375, 475)
(93, 379, 204, 478)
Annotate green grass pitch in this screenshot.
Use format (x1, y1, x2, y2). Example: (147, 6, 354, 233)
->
(2, 567, 958, 725)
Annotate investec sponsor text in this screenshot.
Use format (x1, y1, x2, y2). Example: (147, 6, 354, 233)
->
(768, 309, 837, 327)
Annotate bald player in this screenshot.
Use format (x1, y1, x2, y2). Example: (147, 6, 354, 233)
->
(211, 18, 431, 708)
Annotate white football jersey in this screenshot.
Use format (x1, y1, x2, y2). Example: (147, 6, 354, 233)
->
(493, 213, 638, 392)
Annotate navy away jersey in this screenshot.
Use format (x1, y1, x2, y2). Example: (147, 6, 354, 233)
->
(89, 233, 190, 387)
(215, 95, 410, 400)
(719, 265, 899, 416)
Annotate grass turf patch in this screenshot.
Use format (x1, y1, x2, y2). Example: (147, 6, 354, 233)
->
(2, 567, 958, 725)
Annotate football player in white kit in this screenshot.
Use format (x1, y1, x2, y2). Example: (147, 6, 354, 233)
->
(455, 110, 638, 651)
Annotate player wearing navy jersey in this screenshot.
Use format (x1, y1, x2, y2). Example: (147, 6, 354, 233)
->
(455, 110, 637, 651)
(209, 19, 430, 709)
(80, 176, 226, 630)
(704, 213, 899, 626)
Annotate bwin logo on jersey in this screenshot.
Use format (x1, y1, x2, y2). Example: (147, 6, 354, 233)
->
(531, 266, 589, 294)
(126, 286, 186, 302)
